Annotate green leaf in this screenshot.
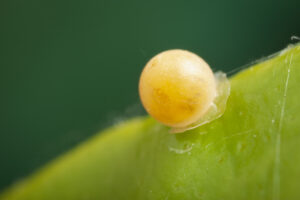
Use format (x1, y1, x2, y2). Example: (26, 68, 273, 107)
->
(1, 44, 300, 200)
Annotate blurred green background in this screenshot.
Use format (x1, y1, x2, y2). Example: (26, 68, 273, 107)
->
(0, 0, 299, 191)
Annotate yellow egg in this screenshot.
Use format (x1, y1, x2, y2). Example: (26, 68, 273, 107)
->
(139, 49, 217, 128)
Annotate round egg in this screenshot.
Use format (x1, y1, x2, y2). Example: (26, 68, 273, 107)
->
(139, 49, 217, 128)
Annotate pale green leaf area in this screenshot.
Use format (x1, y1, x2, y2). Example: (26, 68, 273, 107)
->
(1, 44, 300, 200)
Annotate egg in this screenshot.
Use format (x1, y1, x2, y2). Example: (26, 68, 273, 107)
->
(139, 49, 219, 129)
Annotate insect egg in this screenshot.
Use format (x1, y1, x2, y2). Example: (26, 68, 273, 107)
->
(139, 49, 230, 133)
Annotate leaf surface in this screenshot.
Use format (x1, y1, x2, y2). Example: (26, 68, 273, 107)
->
(1, 44, 300, 200)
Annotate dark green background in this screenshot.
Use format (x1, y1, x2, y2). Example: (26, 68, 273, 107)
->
(0, 0, 299, 191)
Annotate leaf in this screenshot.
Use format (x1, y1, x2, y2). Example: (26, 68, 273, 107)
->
(1, 44, 300, 200)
